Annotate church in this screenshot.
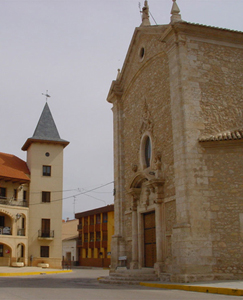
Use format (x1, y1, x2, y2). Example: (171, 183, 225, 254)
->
(107, 0, 243, 282)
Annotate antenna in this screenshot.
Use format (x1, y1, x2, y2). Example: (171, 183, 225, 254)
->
(138, 2, 142, 19)
(149, 11, 157, 25)
(73, 196, 76, 217)
(42, 90, 51, 102)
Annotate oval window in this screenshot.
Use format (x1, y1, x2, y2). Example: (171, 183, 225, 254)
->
(144, 136, 151, 168)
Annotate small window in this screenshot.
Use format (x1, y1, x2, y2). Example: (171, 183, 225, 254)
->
(84, 233, 88, 243)
(0, 245, 3, 257)
(140, 47, 145, 60)
(90, 232, 94, 242)
(0, 188, 6, 199)
(43, 165, 51, 176)
(40, 246, 49, 258)
(145, 136, 151, 168)
(13, 189, 17, 200)
(23, 191, 27, 202)
(84, 217, 88, 226)
(103, 213, 108, 223)
(96, 214, 101, 224)
(96, 231, 101, 241)
(42, 191, 51, 203)
(90, 215, 94, 225)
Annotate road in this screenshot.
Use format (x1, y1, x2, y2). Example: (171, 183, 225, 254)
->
(0, 269, 238, 300)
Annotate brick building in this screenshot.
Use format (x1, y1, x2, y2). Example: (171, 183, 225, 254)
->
(107, 1, 243, 282)
(75, 205, 114, 268)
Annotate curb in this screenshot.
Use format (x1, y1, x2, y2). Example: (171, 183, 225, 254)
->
(0, 270, 72, 277)
(140, 282, 243, 296)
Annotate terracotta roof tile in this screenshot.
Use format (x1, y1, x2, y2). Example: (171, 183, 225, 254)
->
(0, 152, 30, 182)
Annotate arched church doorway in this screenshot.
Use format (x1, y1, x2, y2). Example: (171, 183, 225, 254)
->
(144, 211, 156, 267)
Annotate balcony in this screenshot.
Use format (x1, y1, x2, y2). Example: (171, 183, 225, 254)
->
(17, 228, 25, 236)
(0, 198, 28, 207)
(38, 229, 54, 239)
(0, 227, 11, 235)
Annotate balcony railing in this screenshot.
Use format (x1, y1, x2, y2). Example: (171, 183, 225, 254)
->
(0, 227, 11, 235)
(0, 198, 28, 207)
(17, 228, 25, 236)
(38, 230, 54, 238)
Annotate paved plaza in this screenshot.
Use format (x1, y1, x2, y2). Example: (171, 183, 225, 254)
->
(0, 267, 243, 299)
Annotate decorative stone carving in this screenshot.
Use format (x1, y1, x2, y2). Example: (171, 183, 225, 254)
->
(140, 1, 150, 27)
(132, 164, 138, 173)
(140, 99, 153, 136)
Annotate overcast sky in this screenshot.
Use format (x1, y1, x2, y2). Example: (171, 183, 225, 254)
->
(1, 0, 243, 220)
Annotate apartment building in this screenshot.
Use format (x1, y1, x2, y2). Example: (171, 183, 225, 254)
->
(0, 102, 69, 268)
(75, 205, 114, 268)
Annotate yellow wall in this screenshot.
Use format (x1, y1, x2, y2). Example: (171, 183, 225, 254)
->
(77, 208, 114, 265)
(0, 179, 29, 266)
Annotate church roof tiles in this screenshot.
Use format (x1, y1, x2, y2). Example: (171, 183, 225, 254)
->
(0, 152, 30, 183)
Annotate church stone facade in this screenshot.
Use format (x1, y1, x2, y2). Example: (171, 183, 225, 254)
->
(107, 1, 243, 282)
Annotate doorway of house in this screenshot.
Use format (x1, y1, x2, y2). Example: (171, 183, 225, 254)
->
(144, 211, 156, 267)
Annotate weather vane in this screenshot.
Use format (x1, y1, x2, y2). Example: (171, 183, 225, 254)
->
(42, 90, 51, 102)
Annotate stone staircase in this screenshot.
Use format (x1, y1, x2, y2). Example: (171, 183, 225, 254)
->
(99, 268, 160, 285)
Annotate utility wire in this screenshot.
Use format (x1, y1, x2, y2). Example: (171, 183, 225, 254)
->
(28, 181, 114, 206)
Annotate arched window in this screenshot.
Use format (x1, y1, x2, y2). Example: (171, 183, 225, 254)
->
(144, 136, 151, 168)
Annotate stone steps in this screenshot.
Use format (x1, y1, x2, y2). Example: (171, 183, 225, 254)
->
(99, 268, 160, 285)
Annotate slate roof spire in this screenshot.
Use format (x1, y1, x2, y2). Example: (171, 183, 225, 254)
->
(22, 102, 69, 150)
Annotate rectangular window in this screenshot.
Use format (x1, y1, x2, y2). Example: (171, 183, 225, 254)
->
(42, 191, 51, 203)
(90, 232, 94, 242)
(90, 215, 94, 225)
(43, 165, 51, 176)
(96, 231, 101, 241)
(103, 213, 108, 223)
(0, 188, 6, 199)
(23, 191, 27, 202)
(96, 214, 101, 224)
(0, 245, 3, 257)
(84, 233, 88, 243)
(13, 189, 17, 200)
(40, 246, 49, 258)
(84, 217, 88, 226)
